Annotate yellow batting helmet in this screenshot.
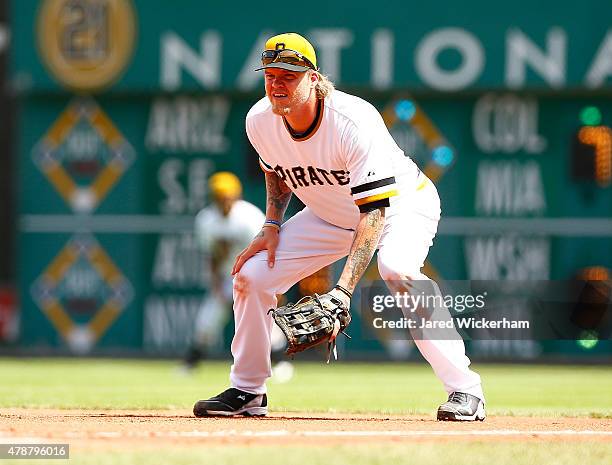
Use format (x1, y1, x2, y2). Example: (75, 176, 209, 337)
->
(208, 171, 242, 198)
(256, 32, 317, 72)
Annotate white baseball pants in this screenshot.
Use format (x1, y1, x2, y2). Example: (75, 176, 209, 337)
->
(230, 179, 484, 401)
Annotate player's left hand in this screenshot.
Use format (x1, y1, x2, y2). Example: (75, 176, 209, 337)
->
(327, 286, 351, 310)
(268, 290, 352, 361)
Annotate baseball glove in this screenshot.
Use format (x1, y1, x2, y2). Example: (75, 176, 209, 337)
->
(269, 293, 351, 362)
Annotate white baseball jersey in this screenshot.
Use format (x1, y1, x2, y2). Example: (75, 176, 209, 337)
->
(246, 90, 422, 229)
(195, 200, 265, 276)
(232, 90, 484, 400)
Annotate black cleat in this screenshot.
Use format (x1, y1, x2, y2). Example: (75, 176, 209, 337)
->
(193, 388, 268, 417)
(437, 392, 486, 421)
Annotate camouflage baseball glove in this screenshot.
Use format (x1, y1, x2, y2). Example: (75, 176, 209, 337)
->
(269, 292, 351, 362)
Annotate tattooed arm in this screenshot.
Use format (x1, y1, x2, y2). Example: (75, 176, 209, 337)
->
(265, 171, 292, 222)
(232, 171, 292, 274)
(336, 207, 386, 294)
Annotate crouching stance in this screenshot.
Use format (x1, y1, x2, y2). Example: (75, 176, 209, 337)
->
(193, 33, 485, 421)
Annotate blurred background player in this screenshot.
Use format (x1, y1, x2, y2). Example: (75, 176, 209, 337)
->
(183, 172, 294, 381)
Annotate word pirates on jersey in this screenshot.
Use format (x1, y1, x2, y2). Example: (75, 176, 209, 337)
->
(272, 164, 350, 189)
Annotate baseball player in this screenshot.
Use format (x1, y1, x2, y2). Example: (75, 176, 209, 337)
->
(184, 172, 292, 377)
(194, 33, 485, 421)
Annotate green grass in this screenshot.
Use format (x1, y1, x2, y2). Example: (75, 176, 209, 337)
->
(9, 443, 612, 465)
(0, 358, 611, 417)
(1, 359, 610, 465)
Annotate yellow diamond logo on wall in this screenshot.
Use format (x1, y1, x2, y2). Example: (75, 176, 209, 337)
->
(32, 99, 135, 213)
(31, 235, 133, 354)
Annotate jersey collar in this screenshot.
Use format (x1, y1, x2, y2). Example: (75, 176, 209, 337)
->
(282, 98, 324, 142)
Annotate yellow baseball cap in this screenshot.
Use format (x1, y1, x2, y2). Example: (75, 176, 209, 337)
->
(256, 33, 317, 72)
(208, 172, 242, 198)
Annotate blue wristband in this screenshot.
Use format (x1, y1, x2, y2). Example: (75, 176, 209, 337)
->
(264, 219, 282, 228)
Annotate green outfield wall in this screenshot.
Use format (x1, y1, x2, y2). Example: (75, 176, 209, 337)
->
(10, 0, 612, 358)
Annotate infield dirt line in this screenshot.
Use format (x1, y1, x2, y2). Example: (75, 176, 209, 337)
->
(2, 410, 611, 442)
(2, 430, 611, 441)
(77, 429, 612, 438)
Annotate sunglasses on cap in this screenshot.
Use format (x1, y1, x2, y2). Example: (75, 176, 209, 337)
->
(260, 49, 316, 70)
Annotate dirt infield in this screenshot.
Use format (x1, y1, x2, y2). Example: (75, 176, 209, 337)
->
(1, 409, 610, 449)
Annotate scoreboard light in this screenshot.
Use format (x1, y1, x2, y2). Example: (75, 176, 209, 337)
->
(579, 106, 602, 127)
(576, 331, 599, 350)
(395, 99, 416, 122)
(578, 126, 612, 186)
(577, 266, 610, 281)
(571, 106, 612, 187)
(573, 266, 610, 351)
(432, 145, 454, 167)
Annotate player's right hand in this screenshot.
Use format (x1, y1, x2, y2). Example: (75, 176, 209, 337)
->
(231, 226, 280, 274)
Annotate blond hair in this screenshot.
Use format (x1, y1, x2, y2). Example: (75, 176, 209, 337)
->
(313, 71, 335, 99)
